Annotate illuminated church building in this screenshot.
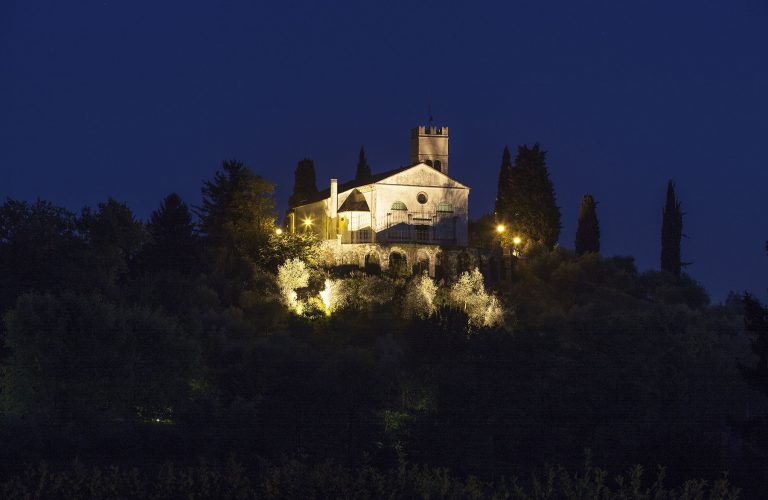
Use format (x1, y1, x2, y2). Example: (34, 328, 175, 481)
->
(286, 125, 470, 277)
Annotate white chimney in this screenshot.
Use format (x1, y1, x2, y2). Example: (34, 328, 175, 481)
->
(330, 178, 338, 219)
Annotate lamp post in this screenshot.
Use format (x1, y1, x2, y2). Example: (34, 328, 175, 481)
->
(512, 236, 522, 256)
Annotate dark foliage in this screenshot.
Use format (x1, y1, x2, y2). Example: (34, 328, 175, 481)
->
(0, 199, 88, 317)
(740, 293, 768, 396)
(140, 193, 199, 275)
(494, 145, 513, 219)
(288, 158, 318, 208)
(661, 180, 684, 276)
(0, 458, 740, 499)
(1, 174, 765, 495)
(496, 144, 561, 249)
(575, 194, 600, 255)
(355, 146, 372, 181)
(196, 160, 276, 290)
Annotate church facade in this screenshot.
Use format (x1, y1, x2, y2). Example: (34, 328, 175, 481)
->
(286, 125, 470, 277)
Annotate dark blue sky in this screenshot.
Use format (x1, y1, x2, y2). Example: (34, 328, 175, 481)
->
(1, 1, 766, 301)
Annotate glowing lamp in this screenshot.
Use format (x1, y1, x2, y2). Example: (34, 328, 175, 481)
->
(496, 225, 506, 234)
(303, 218, 313, 227)
(512, 236, 522, 245)
(275, 228, 283, 235)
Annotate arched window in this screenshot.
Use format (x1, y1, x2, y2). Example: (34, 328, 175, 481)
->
(437, 202, 453, 213)
(425, 159, 433, 167)
(391, 201, 407, 211)
(434, 160, 442, 171)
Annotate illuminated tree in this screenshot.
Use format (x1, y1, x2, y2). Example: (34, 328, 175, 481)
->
(448, 268, 504, 329)
(403, 273, 437, 319)
(575, 194, 600, 256)
(660, 180, 684, 276)
(355, 146, 372, 181)
(277, 258, 310, 311)
(289, 158, 318, 208)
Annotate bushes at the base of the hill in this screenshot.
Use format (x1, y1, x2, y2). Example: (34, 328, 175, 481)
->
(0, 458, 740, 500)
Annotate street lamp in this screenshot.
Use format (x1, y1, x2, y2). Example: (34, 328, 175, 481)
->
(275, 228, 283, 235)
(303, 217, 313, 230)
(496, 224, 506, 234)
(512, 236, 522, 257)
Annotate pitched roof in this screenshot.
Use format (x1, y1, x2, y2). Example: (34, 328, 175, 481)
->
(289, 162, 468, 209)
(337, 189, 370, 212)
(290, 165, 412, 207)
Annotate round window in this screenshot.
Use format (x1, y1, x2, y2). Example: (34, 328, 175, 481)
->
(417, 192, 428, 204)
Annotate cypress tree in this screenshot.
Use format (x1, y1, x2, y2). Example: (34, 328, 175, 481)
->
(494, 146, 513, 221)
(660, 180, 684, 276)
(289, 158, 318, 207)
(505, 143, 561, 249)
(575, 194, 600, 256)
(355, 146, 372, 181)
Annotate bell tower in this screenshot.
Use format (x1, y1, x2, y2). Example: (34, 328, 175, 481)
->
(410, 125, 449, 175)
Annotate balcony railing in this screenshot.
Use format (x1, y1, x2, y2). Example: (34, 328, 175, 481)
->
(337, 211, 464, 245)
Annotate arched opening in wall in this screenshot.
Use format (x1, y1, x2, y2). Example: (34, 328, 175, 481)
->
(334, 253, 359, 277)
(412, 257, 430, 276)
(364, 252, 381, 275)
(424, 159, 433, 167)
(434, 160, 442, 172)
(388, 251, 408, 277)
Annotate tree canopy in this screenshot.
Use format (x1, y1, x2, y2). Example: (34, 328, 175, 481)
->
(197, 160, 277, 278)
(495, 143, 561, 249)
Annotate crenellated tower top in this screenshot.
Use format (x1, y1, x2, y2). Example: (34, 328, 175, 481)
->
(410, 125, 449, 175)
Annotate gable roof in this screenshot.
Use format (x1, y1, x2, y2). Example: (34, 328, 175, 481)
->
(290, 163, 468, 209)
(337, 189, 370, 212)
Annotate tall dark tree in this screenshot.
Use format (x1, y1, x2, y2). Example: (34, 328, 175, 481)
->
(197, 160, 276, 281)
(575, 194, 600, 256)
(78, 198, 147, 286)
(660, 180, 684, 276)
(494, 146, 513, 220)
(498, 143, 561, 249)
(355, 146, 372, 181)
(141, 193, 199, 275)
(289, 158, 318, 207)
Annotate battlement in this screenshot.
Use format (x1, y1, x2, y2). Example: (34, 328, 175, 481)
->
(411, 125, 449, 138)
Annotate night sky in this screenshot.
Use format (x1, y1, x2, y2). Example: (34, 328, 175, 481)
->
(1, 1, 766, 301)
